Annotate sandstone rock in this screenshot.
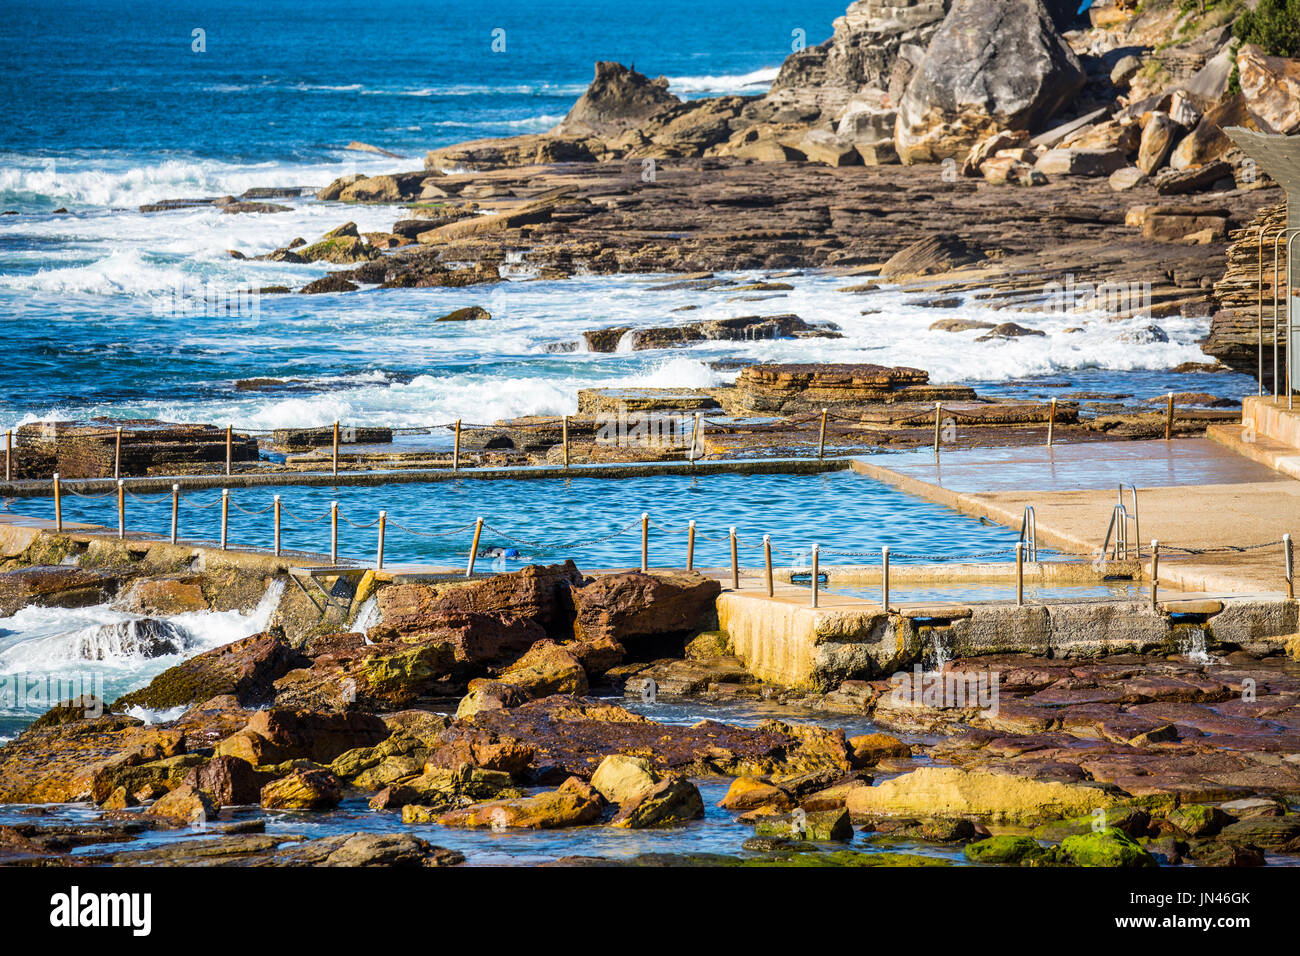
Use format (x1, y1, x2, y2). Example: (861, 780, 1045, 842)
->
(880, 234, 984, 278)
(182, 755, 270, 806)
(975, 322, 1045, 341)
(298, 274, 359, 294)
(0, 566, 127, 616)
(260, 769, 343, 810)
(114, 633, 307, 710)
(1110, 55, 1142, 90)
(717, 775, 794, 811)
(754, 807, 853, 842)
(590, 753, 659, 805)
(572, 570, 720, 645)
(1237, 43, 1300, 135)
(1169, 95, 1252, 171)
(287, 832, 464, 867)
(455, 678, 527, 719)
(1152, 160, 1233, 195)
(1108, 166, 1148, 191)
(317, 173, 365, 200)
(582, 314, 838, 352)
(962, 129, 1032, 176)
(145, 783, 215, 825)
(1166, 803, 1230, 838)
(298, 223, 380, 264)
(611, 777, 705, 829)
(436, 776, 604, 829)
(1036, 147, 1128, 177)
(119, 576, 208, 615)
(796, 129, 861, 167)
(272, 637, 456, 712)
(500, 640, 588, 697)
(1218, 815, 1300, 852)
(557, 62, 679, 138)
(845, 767, 1121, 824)
(216, 708, 389, 766)
(848, 732, 912, 766)
(894, 0, 1085, 163)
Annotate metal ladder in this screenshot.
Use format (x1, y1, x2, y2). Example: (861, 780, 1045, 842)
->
(1018, 506, 1037, 561)
(1102, 483, 1140, 559)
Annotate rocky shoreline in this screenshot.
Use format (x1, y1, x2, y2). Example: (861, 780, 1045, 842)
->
(2, 521, 1299, 867)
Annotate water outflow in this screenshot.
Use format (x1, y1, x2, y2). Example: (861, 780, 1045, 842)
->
(1177, 625, 1219, 665)
(0, 578, 286, 736)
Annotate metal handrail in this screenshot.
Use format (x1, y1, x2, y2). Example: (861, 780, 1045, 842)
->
(1271, 228, 1300, 401)
(1018, 505, 1037, 561)
(1102, 503, 1130, 560)
(1118, 483, 1139, 559)
(1287, 231, 1300, 409)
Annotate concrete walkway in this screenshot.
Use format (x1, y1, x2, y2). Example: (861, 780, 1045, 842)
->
(852, 439, 1299, 594)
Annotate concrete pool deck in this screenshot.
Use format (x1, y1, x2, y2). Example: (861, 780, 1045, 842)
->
(850, 438, 1300, 595)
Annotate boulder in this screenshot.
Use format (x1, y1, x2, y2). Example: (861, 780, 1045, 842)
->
(1035, 147, 1128, 177)
(961, 129, 1031, 176)
(1110, 55, 1142, 90)
(285, 832, 463, 867)
(754, 807, 853, 842)
(455, 679, 527, 719)
(610, 777, 705, 828)
(1169, 95, 1252, 170)
(1108, 167, 1148, 191)
(1057, 828, 1157, 867)
(845, 767, 1121, 824)
(848, 732, 912, 766)
(119, 576, 209, 615)
(183, 755, 270, 806)
(1237, 44, 1300, 135)
(144, 783, 216, 825)
(436, 777, 604, 829)
(590, 753, 659, 805)
(964, 834, 1045, 864)
(1136, 113, 1181, 175)
(796, 129, 861, 167)
(114, 633, 307, 710)
(571, 570, 720, 645)
(499, 640, 588, 697)
(436, 306, 490, 322)
(1218, 815, 1300, 852)
(718, 776, 794, 811)
(216, 708, 389, 766)
(297, 223, 380, 264)
(260, 769, 344, 810)
(894, 0, 1086, 163)
(1152, 160, 1234, 195)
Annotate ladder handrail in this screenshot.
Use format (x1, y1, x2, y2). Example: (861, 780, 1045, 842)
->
(1102, 502, 1130, 560)
(1018, 505, 1037, 561)
(1118, 483, 1140, 559)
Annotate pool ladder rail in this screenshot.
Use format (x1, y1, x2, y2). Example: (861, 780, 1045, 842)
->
(1102, 483, 1141, 560)
(1018, 506, 1038, 562)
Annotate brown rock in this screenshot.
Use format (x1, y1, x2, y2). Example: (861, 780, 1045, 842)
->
(500, 640, 588, 697)
(572, 570, 720, 645)
(114, 632, 308, 710)
(183, 755, 271, 806)
(260, 769, 343, 810)
(145, 783, 216, 825)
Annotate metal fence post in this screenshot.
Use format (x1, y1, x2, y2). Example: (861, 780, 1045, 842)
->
(729, 527, 739, 590)
(466, 516, 483, 577)
(220, 489, 229, 550)
(376, 510, 386, 570)
(273, 494, 282, 556)
(329, 500, 339, 563)
(1016, 541, 1024, 606)
(53, 472, 62, 532)
(114, 426, 122, 479)
(117, 479, 125, 539)
(453, 419, 462, 472)
(1046, 398, 1056, 447)
(1285, 533, 1294, 600)
(764, 534, 773, 596)
(562, 415, 570, 469)
(1165, 393, 1174, 441)
(933, 403, 941, 457)
(686, 520, 696, 571)
(640, 512, 649, 572)
(810, 544, 820, 608)
(1151, 539, 1160, 609)
(4, 429, 10, 482)
(817, 408, 827, 460)
(332, 421, 340, 477)
(170, 484, 179, 544)
(225, 425, 233, 476)
(881, 545, 890, 612)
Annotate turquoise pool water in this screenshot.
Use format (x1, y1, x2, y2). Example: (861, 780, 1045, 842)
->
(33, 471, 1026, 569)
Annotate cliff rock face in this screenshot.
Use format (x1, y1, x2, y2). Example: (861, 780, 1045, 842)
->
(894, 0, 1085, 163)
(758, 0, 952, 124)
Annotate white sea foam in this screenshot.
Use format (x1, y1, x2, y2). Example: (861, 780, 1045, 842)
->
(668, 66, 780, 94)
(0, 580, 284, 704)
